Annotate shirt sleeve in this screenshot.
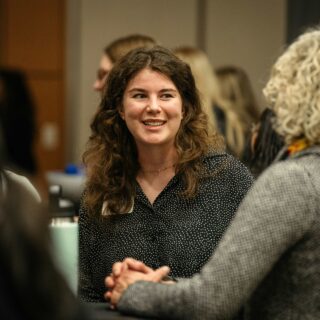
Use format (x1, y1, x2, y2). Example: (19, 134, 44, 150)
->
(117, 161, 317, 319)
(78, 198, 101, 302)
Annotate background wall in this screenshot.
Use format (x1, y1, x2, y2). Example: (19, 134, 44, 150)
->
(207, 0, 286, 108)
(67, 0, 286, 164)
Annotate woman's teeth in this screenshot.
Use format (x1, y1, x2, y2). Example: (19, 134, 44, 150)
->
(143, 121, 165, 126)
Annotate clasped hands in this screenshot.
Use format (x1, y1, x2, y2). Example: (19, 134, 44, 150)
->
(104, 258, 171, 307)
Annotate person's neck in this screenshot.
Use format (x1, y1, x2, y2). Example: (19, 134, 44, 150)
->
(137, 145, 178, 175)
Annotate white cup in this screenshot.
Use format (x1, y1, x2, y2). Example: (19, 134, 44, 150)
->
(49, 219, 78, 294)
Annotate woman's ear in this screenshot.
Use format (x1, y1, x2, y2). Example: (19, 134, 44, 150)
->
(119, 108, 125, 120)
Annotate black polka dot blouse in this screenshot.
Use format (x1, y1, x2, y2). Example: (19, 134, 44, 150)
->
(78, 152, 254, 302)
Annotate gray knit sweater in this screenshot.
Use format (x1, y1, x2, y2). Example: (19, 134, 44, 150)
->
(117, 146, 320, 319)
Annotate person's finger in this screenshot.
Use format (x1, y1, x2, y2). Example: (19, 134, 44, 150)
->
(105, 275, 115, 288)
(152, 266, 170, 282)
(125, 258, 153, 273)
(112, 261, 124, 277)
(110, 286, 122, 306)
(104, 290, 112, 301)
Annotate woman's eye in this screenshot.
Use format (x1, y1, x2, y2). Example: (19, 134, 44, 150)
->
(132, 93, 146, 99)
(161, 93, 173, 99)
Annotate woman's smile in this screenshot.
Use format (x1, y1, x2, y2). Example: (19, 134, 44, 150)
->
(142, 119, 167, 127)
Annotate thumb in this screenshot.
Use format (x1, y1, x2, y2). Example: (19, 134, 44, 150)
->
(152, 266, 170, 282)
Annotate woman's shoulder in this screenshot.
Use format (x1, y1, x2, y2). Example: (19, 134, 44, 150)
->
(242, 154, 320, 227)
(203, 150, 252, 175)
(202, 149, 229, 164)
(201, 151, 254, 189)
(3, 170, 41, 202)
(254, 152, 320, 199)
(268, 146, 320, 179)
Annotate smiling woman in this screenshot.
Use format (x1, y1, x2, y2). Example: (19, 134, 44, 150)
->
(78, 46, 253, 302)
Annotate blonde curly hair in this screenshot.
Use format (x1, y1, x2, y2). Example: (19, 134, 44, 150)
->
(263, 27, 320, 145)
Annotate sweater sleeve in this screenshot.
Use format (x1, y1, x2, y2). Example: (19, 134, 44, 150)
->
(117, 161, 317, 319)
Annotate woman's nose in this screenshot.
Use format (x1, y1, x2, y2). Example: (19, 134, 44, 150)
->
(146, 97, 161, 113)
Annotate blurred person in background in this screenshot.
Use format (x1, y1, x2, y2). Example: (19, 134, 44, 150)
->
(0, 154, 90, 319)
(0, 70, 89, 319)
(173, 46, 220, 132)
(79, 46, 253, 302)
(93, 34, 158, 93)
(0, 69, 41, 201)
(106, 27, 320, 320)
(242, 108, 284, 177)
(214, 65, 261, 160)
(0, 69, 37, 177)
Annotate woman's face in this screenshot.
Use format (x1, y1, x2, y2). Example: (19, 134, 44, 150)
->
(121, 68, 183, 151)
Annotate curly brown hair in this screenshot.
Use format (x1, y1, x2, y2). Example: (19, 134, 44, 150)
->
(83, 46, 224, 217)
